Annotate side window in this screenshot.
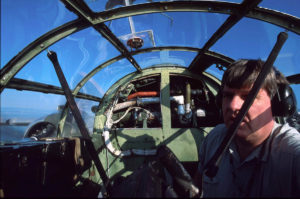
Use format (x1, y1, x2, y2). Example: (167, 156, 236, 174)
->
(60, 98, 98, 137)
(0, 89, 65, 141)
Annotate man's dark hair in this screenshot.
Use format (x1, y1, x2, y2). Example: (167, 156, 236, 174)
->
(221, 59, 278, 98)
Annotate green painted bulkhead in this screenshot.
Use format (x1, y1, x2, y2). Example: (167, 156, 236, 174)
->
(86, 67, 221, 181)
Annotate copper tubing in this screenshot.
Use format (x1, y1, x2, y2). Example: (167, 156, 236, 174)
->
(127, 91, 158, 100)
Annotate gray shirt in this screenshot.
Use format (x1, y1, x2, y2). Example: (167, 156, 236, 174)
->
(197, 122, 300, 197)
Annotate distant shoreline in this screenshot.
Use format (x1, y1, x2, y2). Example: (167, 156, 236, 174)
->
(0, 122, 30, 126)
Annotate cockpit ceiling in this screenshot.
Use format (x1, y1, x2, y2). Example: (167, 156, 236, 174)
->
(61, 1, 300, 34)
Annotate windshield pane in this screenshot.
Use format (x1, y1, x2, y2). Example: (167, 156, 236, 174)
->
(273, 31, 300, 77)
(1, 0, 77, 67)
(211, 17, 300, 76)
(133, 50, 197, 68)
(60, 98, 97, 137)
(0, 89, 97, 142)
(260, 0, 300, 18)
(85, 0, 243, 12)
(0, 89, 66, 142)
(205, 64, 225, 81)
(211, 17, 281, 60)
(79, 58, 137, 97)
(15, 27, 120, 88)
(108, 12, 227, 50)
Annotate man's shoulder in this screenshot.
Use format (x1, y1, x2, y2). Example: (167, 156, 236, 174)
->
(281, 122, 300, 135)
(277, 123, 300, 140)
(273, 123, 300, 154)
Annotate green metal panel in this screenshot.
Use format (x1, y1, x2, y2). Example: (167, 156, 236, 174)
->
(86, 66, 220, 183)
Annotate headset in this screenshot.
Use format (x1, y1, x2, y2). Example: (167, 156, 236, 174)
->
(271, 83, 297, 117)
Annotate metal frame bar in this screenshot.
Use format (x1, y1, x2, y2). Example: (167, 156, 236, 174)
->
(6, 78, 101, 102)
(73, 47, 234, 94)
(61, 0, 142, 72)
(93, 1, 300, 34)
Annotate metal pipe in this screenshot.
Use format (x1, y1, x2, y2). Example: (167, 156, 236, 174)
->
(47, 50, 111, 193)
(185, 82, 191, 114)
(137, 97, 160, 105)
(113, 97, 160, 112)
(113, 100, 136, 112)
(127, 91, 158, 100)
(125, 0, 136, 34)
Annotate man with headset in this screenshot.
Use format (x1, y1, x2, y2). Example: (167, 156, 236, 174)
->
(194, 59, 300, 197)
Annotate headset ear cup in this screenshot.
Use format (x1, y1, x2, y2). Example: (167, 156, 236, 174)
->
(271, 84, 297, 117)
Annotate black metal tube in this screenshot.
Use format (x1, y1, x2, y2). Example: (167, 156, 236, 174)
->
(47, 50, 111, 195)
(157, 146, 199, 198)
(204, 32, 288, 178)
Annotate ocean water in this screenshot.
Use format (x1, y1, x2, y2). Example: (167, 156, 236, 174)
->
(0, 107, 51, 123)
(0, 125, 28, 142)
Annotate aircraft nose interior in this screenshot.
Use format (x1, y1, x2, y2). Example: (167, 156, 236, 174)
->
(1, 0, 300, 198)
